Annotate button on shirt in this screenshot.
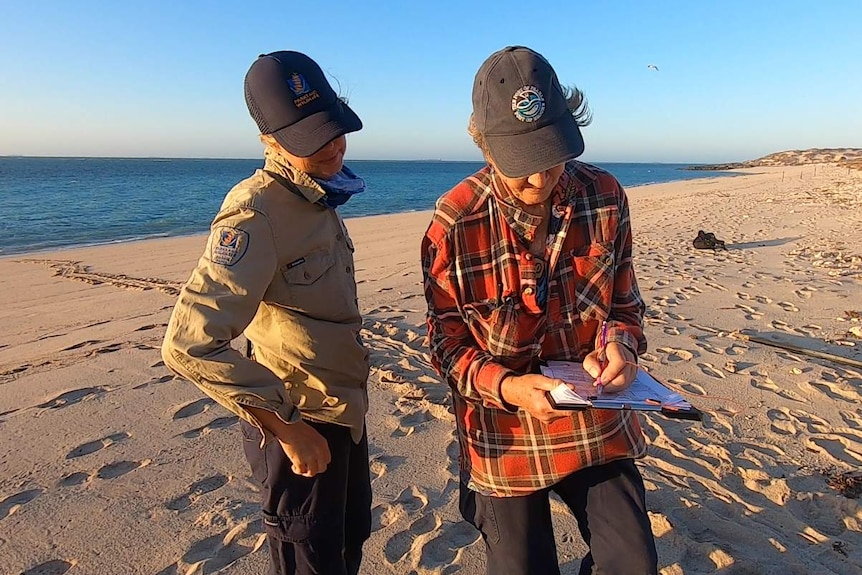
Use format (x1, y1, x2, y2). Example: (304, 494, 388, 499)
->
(422, 161, 647, 496)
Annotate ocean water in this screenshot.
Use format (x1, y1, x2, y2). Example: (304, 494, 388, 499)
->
(0, 157, 734, 256)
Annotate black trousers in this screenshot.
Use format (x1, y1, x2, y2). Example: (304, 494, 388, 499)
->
(241, 419, 372, 575)
(459, 459, 658, 575)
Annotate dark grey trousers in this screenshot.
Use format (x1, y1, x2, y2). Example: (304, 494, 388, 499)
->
(460, 459, 658, 575)
(242, 419, 372, 575)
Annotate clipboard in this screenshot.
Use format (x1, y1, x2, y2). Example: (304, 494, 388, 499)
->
(541, 360, 702, 421)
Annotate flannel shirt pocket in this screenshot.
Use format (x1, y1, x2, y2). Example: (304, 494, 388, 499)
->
(571, 241, 615, 321)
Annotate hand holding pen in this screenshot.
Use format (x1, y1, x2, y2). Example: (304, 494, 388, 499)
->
(583, 321, 639, 394)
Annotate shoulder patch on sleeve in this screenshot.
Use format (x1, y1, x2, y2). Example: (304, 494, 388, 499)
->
(210, 226, 249, 266)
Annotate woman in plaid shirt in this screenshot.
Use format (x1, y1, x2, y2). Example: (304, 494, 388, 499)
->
(422, 46, 658, 575)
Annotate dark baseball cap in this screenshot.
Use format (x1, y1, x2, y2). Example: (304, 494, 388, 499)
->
(472, 46, 584, 178)
(244, 51, 362, 157)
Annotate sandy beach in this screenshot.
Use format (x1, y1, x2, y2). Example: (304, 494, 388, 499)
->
(2, 164, 861, 574)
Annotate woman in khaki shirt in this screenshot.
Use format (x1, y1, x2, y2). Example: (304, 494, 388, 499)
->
(162, 50, 371, 575)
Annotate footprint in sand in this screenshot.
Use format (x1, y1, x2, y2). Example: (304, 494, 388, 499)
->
(0, 488, 42, 520)
(172, 398, 216, 420)
(689, 324, 719, 334)
(697, 363, 726, 379)
(655, 347, 695, 363)
(21, 560, 76, 575)
(133, 374, 175, 390)
(66, 432, 130, 459)
(797, 324, 822, 336)
(703, 281, 728, 292)
(804, 432, 862, 466)
(787, 492, 858, 537)
(667, 378, 706, 396)
(390, 409, 434, 437)
(166, 474, 230, 511)
(750, 376, 806, 402)
(372, 486, 429, 531)
(724, 343, 748, 356)
(799, 379, 861, 403)
(58, 472, 92, 487)
(97, 459, 151, 479)
(37, 386, 109, 409)
(769, 319, 794, 332)
(369, 454, 405, 481)
(384, 512, 442, 564)
(693, 341, 723, 355)
(60, 339, 103, 351)
(665, 312, 689, 321)
(411, 520, 481, 571)
(767, 407, 831, 435)
(672, 290, 691, 301)
(777, 301, 800, 312)
(155, 520, 267, 575)
(734, 304, 763, 320)
(794, 286, 816, 299)
(839, 410, 862, 427)
(134, 323, 166, 332)
(182, 416, 239, 439)
(662, 326, 681, 336)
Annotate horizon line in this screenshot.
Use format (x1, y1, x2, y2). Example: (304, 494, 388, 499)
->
(0, 154, 717, 165)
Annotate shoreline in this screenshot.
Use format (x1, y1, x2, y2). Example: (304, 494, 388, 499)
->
(0, 169, 748, 260)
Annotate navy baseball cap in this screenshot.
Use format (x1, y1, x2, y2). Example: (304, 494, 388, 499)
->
(244, 51, 362, 157)
(472, 46, 584, 178)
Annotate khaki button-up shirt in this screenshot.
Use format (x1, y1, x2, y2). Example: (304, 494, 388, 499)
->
(162, 150, 369, 443)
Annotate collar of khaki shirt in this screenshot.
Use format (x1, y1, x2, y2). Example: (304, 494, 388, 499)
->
(262, 148, 328, 205)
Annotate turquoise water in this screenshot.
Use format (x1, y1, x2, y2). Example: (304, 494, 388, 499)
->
(0, 157, 734, 256)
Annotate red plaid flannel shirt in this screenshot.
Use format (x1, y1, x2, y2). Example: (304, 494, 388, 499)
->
(422, 161, 648, 496)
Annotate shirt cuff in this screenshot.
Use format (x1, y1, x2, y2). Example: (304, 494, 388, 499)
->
(234, 395, 300, 448)
(607, 330, 640, 362)
(477, 362, 517, 412)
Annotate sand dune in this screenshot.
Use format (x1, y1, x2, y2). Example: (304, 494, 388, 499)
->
(1, 164, 861, 574)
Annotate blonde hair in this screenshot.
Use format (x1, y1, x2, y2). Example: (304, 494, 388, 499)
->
(468, 86, 592, 158)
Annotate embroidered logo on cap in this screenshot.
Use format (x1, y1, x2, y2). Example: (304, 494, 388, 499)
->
(288, 72, 320, 108)
(511, 86, 545, 122)
(210, 227, 249, 266)
(288, 73, 311, 96)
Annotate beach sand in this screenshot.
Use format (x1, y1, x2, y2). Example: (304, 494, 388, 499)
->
(2, 164, 861, 574)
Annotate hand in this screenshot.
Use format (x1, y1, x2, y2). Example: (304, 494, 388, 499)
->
(500, 373, 569, 423)
(245, 406, 332, 477)
(275, 421, 332, 477)
(583, 342, 637, 394)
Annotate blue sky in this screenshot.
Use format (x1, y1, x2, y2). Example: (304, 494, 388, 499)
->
(1, 1, 859, 163)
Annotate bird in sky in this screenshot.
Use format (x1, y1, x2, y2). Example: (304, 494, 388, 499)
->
(647, 64, 659, 71)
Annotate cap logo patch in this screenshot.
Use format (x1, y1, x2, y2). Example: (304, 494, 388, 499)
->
(210, 226, 249, 266)
(511, 86, 545, 122)
(288, 72, 320, 108)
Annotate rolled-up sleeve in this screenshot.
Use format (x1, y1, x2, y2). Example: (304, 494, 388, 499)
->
(162, 205, 298, 438)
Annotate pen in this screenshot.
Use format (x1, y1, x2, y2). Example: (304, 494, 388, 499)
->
(596, 320, 608, 395)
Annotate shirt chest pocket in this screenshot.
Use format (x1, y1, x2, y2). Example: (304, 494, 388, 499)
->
(283, 252, 334, 285)
(570, 241, 615, 321)
(273, 251, 338, 319)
